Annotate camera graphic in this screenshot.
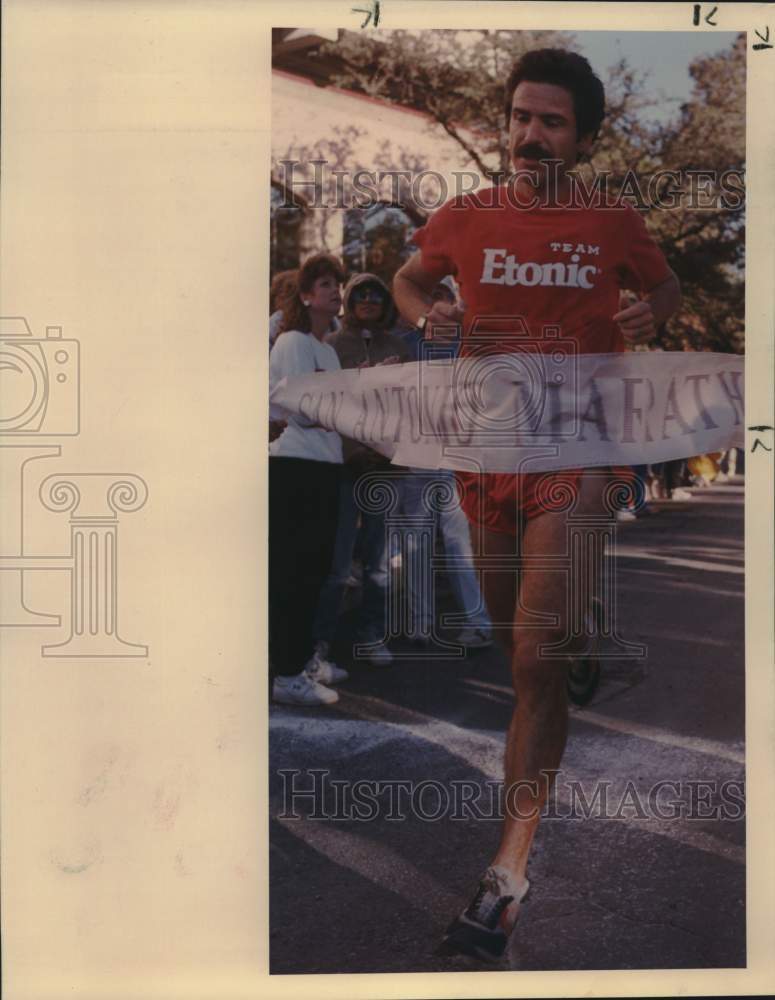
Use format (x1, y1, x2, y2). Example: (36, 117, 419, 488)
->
(0, 317, 80, 435)
(419, 315, 579, 442)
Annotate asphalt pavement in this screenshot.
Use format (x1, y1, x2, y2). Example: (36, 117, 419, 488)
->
(269, 479, 745, 973)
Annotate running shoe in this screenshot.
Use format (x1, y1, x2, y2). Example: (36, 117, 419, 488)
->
(670, 488, 692, 501)
(272, 672, 339, 706)
(362, 640, 393, 667)
(305, 649, 349, 686)
(441, 866, 529, 963)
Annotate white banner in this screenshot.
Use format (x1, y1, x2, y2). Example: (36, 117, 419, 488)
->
(270, 351, 744, 473)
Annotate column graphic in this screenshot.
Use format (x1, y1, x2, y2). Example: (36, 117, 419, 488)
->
(39, 475, 149, 657)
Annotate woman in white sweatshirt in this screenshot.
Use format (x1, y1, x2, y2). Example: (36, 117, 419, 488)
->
(269, 253, 349, 706)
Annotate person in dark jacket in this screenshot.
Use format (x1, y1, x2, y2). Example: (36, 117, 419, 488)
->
(312, 273, 411, 669)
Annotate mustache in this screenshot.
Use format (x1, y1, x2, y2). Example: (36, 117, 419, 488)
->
(514, 143, 553, 160)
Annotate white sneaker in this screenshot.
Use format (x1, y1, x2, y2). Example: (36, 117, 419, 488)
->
(615, 509, 637, 522)
(363, 641, 393, 666)
(715, 472, 729, 483)
(306, 649, 349, 685)
(456, 626, 494, 648)
(670, 488, 692, 501)
(272, 671, 339, 706)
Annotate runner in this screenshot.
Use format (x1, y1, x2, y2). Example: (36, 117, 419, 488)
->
(393, 48, 681, 962)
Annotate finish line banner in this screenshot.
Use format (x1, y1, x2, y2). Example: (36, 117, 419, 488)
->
(270, 351, 744, 473)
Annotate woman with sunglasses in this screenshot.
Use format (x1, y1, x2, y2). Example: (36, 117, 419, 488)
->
(312, 273, 410, 670)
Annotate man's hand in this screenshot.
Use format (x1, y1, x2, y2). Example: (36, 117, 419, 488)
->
(614, 272, 681, 346)
(426, 300, 465, 341)
(612, 299, 656, 345)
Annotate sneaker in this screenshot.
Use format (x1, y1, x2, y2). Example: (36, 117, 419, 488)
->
(456, 626, 494, 649)
(670, 488, 692, 501)
(364, 641, 393, 666)
(441, 866, 530, 963)
(715, 471, 729, 484)
(306, 649, 349, 685)
(615, 509, 637, 522)
(272, 671, 339, 706)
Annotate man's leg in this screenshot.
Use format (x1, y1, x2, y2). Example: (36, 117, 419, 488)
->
(488, 473, 604, 883)
(444, 474, 604, 959)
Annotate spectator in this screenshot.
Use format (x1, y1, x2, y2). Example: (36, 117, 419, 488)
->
(688, 452, 722, 487)
(716, 447, 740, 483)
(269, 269, 298, 351)
(270, 267, 341, 352)
(661, 458, 692, 500)
(313, 273, 411, 668)
(268, 253, 349, 706)
(398, 278, 494, 648)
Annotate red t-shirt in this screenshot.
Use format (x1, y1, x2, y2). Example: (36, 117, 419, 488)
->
(412, 187, 670, 532)
(412, 186, 671, 355)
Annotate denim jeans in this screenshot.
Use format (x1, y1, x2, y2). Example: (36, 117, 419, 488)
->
(397, 470, 492, 637)
(313, 466, 389, 644)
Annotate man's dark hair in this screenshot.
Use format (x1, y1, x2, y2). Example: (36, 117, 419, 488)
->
(504, 48, 605, 140)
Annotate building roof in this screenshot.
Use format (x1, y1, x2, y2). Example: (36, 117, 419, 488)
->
(272, 28, 347, 88)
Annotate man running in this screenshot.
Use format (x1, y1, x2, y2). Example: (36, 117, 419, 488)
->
(393, 48, 681, 962)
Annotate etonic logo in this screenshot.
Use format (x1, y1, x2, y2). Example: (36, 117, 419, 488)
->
(480, 242, 601, 290)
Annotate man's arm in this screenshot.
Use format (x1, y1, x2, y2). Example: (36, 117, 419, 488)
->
(613, 269, 682, 344)
(393, 252, 465, 340)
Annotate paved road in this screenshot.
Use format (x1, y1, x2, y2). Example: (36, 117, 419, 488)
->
(269, 481, 745, 973)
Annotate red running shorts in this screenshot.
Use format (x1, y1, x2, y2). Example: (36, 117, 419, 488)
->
(456, 467, 636, 536)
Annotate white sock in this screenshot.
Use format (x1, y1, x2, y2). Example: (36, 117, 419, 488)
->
(489, 864, 530, 902)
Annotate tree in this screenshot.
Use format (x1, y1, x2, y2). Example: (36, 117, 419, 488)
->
(647, 34, 746, 352)
(324, 29, 578, 177)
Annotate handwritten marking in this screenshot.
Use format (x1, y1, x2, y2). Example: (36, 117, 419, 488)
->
(749, 425, 774, 453)
(754, 27, 772, 50)
(352, 0, 380, 29)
